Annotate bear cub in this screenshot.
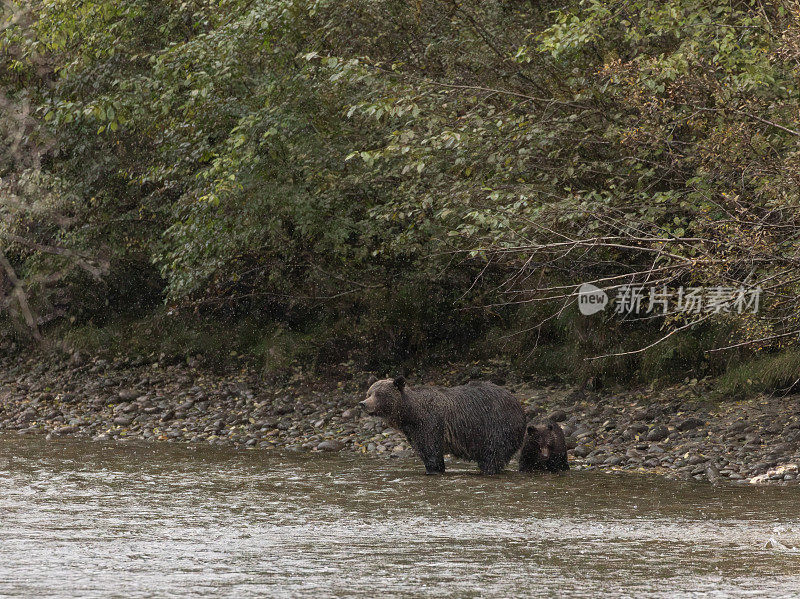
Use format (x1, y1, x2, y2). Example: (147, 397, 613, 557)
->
(519, 420, 569, 473)
(359, 377, 526, 475)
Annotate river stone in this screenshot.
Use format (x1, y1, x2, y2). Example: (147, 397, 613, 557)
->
(644, 405, 664, 420)
(729, 421, 748, 433)
(548, 410, 567, 422)
(118, 389, 140, 401)
(19, 408, 37, 423)
(524, 406, 541, 420)
(752, 461, 777, 473)
(274, 404, 293, 416)
(572, 445, 591, 458)
(676, 417, 705, 431)
(705, 464, 721, 483)
(341, 408, 358, 420)
(647, 425, 670, 442)
(317, 440, 344, 452)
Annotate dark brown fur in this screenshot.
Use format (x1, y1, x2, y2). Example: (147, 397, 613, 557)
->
(359, 377, 526, 475)
(519, 420, 569, 473)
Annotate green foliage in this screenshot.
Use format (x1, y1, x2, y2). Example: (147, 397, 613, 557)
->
(1, 0, 799, 386)
(58, 309, 320, 374)
(716, 348, 800, 397)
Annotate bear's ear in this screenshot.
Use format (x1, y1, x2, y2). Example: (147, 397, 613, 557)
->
(393, 376, 406, 391)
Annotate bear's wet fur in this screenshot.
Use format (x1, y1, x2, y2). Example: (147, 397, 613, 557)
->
(359, 377, 526, 475)
(519, 420, 569, 473)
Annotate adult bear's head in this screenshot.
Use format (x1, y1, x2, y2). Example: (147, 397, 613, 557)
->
(359, 376, 406, 417)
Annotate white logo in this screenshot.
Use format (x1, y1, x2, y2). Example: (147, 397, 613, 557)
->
(576, 283, 762, 316)
(578, 283, 608, 315)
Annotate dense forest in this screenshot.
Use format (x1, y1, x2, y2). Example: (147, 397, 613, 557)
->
(1, 0, 799, 391)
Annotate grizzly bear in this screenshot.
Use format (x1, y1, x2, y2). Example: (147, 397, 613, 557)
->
(359, 377, 526, 475)
(519, 420, 569, 473)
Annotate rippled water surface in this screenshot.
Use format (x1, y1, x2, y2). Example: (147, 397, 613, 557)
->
(1, 436, 800, 598)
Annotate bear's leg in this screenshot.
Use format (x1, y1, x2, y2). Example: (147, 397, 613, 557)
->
(478, 450, 507, 475)
(418, 430, 445, 475)
(520, 454, 548, 472)
(478, 460, 504, 475)
(423, 453, 446, 474)
(547, 454, 569, 472)
(518, 452, 533, 472)
(518, 442, 544, 472)
(402, 422, 446, 475)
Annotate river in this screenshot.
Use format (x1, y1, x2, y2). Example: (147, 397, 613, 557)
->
(1, 436, 799, 597)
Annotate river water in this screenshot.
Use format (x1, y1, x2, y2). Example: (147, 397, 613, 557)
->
(1, 436, 799, 598)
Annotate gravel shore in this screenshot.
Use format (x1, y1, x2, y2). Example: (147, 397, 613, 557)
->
(2, 352, 799, 486)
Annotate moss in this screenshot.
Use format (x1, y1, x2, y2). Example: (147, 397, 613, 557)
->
(29, 300, 800, 400)
(714, 348, 800, 398)
(56, 309, 271, 369)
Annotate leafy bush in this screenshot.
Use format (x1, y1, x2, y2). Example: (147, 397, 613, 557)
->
(1, 0, 798, 387)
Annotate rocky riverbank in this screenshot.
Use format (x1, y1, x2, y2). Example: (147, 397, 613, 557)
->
(1, 352, 799, 486)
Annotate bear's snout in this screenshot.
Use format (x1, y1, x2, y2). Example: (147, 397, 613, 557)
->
(359, 397, 377, 414)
